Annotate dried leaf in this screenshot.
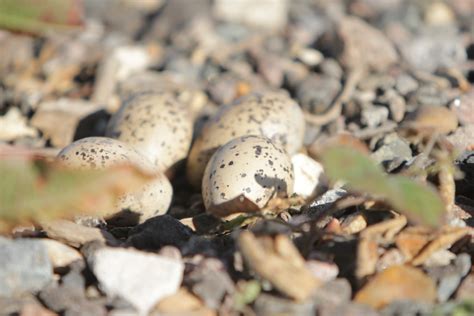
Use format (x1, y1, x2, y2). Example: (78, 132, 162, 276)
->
(411, 226, 471, 266)
(355, 265, 437, 309)
(355, 237, 379, 279)
(238, 231, 320, 301)
(320, 145, 445, 227)
(395, 226, 433, 261)
(155, 288, 207, 314)
(0, 0, 83, 35)
(361, 215, 407, 243)
(356, 216, 408, 279)
(403, 106, 458, 135)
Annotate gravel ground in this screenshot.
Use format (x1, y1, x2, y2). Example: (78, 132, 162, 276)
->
(0, 0, 473, 315)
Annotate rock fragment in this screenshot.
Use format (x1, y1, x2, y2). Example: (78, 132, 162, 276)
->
(0, 237, 52, 297)
(89, 247, 184, 314)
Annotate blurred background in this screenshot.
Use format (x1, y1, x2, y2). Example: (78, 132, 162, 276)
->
(0, 0, 472, 151)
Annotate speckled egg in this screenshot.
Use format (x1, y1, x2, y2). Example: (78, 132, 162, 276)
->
(57, 137, 172, 225)
(202, 135, 294, 217)
(106, 92, 193, 173)
(118, 71, 208, 119)
(187, 92, 305, 188)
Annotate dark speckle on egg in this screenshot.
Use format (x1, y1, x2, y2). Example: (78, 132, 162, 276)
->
(187, 92, 305, 189)
(106, 92, 193, 172)
(202, 135, 294, 216)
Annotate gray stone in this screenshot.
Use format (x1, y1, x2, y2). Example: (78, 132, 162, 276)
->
(358, 74, 396, 92)
(90, 247, 184, 314)
(318, 58, 343, 79)
(450, 90, 474, 126)
(313, 278, 351, 306)
(125, 215, 193, 250)
(254, 293, 316, 316)
(290, 188, 347, 226)
(377, 89, 406, 122)
(361, 105, 389, 128)
(409, 84, 450, 108)
(319, 302, 379, 316)
(427, 253, 471, 302)
(39, 267, 86, 313)
(401, 33, 466, 73)
(448, 126, 474, 152)
(371, 133, 412, 172)
(296, 75, 341, 114)
(64, 302, 107, 316)
(0, 237, 52, 297)
(380, 299, 433, 316)
(186, 258, 234, 309)
(395, 74, 419, 96)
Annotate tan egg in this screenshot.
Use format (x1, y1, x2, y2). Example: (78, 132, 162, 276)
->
(106, 92, 193, 174)
(187, 92, 304, 188)
(118, 71, 208, 119)
(202, 135, 294, 217)
(57, 137, 172, 225)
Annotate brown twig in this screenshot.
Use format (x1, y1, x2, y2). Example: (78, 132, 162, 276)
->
(304, 68, 364, 126)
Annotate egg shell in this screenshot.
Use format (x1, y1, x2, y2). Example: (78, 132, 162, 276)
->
(57, 137, 172, 225)
(202, 135, 294, 217)
(106, 92, 193, 173)
(187, 92, 304, 188)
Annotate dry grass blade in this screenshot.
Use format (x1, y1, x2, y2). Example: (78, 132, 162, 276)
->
(411, 226, 471, 266)
(356, 237, 379, 279)
(238, 231, 320, 301)
(356, 215, 407, 279)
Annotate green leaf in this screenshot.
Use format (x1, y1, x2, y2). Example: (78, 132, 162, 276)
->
(0, 0, 83, 35)
(233, 280, 261, 310)
(0, 158, 152, 231)
(388, 176, 444, 227)
(320, 146, 391, 197)
(320, 145, 445, 227)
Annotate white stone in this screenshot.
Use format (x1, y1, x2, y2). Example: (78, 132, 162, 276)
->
(291, 153, 324, 199)
(306, 260, 339, 282)
(424, 249, 457, 268)
(92, 46, 153, 106)
(214, 0, 288, 31)
(0, 108, 38, 141)
(297, 48, 324, 67)
(91, 247, 183, 315)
